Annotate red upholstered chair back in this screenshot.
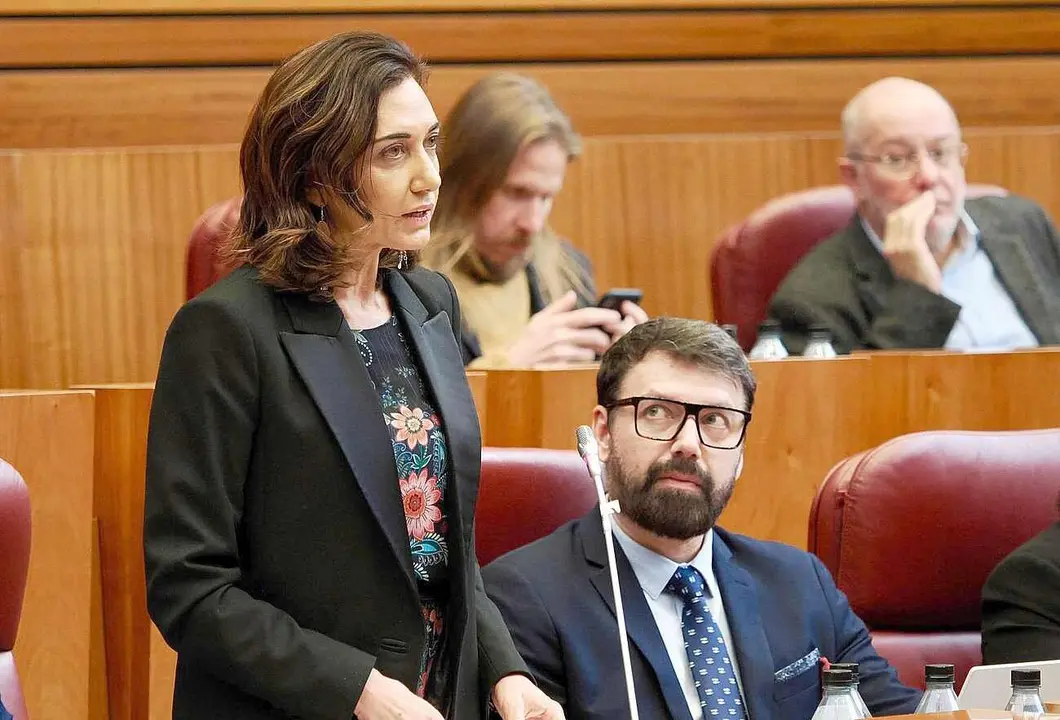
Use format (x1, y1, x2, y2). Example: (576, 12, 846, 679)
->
(809, 429, 1060, 692)
(709, 183, 1009, 350)
(475, 447, 598, 567)
(185, 196, 241, 300)
(0, 459, 31, 719)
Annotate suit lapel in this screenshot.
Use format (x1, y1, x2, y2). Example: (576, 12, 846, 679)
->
(581, 509, 694, 720)
(845, 219, 896, 319)
(713, 532, 775, 720)
(978, 231, 1060, 344)
(277, 292, 416, 587)
(384, 271, 482, 556)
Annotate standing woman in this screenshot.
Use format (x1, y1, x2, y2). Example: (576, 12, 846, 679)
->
(144, 31, 562, 720)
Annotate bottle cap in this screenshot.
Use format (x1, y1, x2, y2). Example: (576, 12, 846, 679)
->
(830, 663, 860, 682)
(758, 319, 780, 333)
(822, 668, 855, 687)
(1011, 668, 1041, 687)
(925, 664, 955, 683)
(808, 323, 832, 340)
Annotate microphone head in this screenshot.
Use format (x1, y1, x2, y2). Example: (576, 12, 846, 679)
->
(575, 425, 597, 456)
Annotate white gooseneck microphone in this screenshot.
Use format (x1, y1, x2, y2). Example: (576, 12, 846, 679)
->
(575, 425, 641, 720)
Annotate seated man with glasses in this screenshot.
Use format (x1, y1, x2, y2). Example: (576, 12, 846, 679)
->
(482, 318, 920, 719)
(769, 76, 1060, 353)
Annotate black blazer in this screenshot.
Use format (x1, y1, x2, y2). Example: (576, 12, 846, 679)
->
(769, 195, 1060, 354)
(144, 265, 526, 720)
(982, 521, 1060, 665)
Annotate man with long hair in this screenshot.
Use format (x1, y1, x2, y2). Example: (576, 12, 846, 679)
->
(423, 73, 647, 368)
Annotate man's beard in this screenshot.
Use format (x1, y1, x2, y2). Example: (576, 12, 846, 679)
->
(925, 213, 962, 255)
(458, 232, 534, 284)
(605, 452, 735, 540)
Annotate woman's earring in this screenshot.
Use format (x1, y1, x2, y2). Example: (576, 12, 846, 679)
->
(398, 250, 408, 270)
(313, 204, 326, 224)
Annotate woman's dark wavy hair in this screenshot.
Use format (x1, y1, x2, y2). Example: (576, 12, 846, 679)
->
(224, 31, 426, 295)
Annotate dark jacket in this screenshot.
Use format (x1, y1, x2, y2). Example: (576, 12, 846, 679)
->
(769, 195, 1060, 354)
(144, 265, 526, 719)
(482, 508, 921, 720)
(982, 521, 1060, 665)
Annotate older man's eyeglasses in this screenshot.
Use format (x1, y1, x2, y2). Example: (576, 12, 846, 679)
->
(847, 142, 967, 180)
(605, 396, 751, 450)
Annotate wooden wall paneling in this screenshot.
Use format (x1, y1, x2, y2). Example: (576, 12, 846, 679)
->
(0, 146, 241, 389)
(483, 366, 598, 449)
(0, 390, 96, 720)
(8, 7, 1060, 68)
(552, 134, 842, 319)
(9, 58, 1060, 148)
(89, 518, 110, 720)
(863, 350, 1060, 442)
(83, 384, 173, 720)
(5, 129, 1060, 389)
(3, 0, 1058, 13)
(721, 356, 873, 548)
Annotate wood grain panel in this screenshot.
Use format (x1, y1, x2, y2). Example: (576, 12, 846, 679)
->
(3, 128, 1060, 389)
(551, 133, 842, 322)
(0, 147, 240, 388)
(859, 349, 1060, 447)
(8, 57, 1060, 148)
(476, 350, 1060, 549)
(7, 8, 1060, 68)
(2, 0, 1057, 13)
(484, 366, 598, 449)
(0, 391, 95, 720)
(86, 385, 159, 720)
(724, 356, 873, 546)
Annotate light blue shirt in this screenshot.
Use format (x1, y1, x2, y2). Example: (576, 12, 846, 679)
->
(611, 522, 747, 720)
(860, 212, 1039, 350)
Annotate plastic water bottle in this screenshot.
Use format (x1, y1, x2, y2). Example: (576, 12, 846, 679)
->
(802, 324, 838, 358)
(811, 668, 867, 719)
(830, 663, 871, 717)
(914, 664, 960, 713)
(748, 319, 789, 360)
(1005, 668, 1046, 716)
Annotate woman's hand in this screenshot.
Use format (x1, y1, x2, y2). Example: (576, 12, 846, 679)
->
(491, 674, 565, 719)
(354, 669, 444, 720)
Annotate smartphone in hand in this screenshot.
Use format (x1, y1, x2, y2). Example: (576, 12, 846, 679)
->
(597, 288, 644, 313)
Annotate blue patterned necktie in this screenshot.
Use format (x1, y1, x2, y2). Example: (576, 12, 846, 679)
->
(665, 565, 746, 719)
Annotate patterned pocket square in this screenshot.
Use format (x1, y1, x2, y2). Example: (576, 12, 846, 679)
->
(774, 647, 821, 682)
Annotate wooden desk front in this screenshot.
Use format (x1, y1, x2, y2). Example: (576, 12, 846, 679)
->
(482, 350, 1060, 548)
(0, 391, 97, 720)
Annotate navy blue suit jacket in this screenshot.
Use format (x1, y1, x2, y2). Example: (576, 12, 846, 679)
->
(482, 508, 920, 720)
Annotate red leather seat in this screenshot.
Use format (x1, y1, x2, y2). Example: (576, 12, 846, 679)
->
(475, 447, 598, 567)
(809, 428, 1060, 692)
(185, 196, 241, 300)
(0, 459, 31, 719)
(710, 184, 1009, 350)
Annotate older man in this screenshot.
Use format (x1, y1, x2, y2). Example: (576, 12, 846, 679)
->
(769, 76, 1060, 353)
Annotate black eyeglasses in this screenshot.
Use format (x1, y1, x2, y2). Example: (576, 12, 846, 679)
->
(605, 396, 751, 450)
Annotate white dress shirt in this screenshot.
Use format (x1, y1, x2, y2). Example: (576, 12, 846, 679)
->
(860, 211, 1039, 351)
(611, 522, 748, 720)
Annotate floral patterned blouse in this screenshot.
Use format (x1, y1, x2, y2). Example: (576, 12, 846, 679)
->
(354, 315, 452, 710)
